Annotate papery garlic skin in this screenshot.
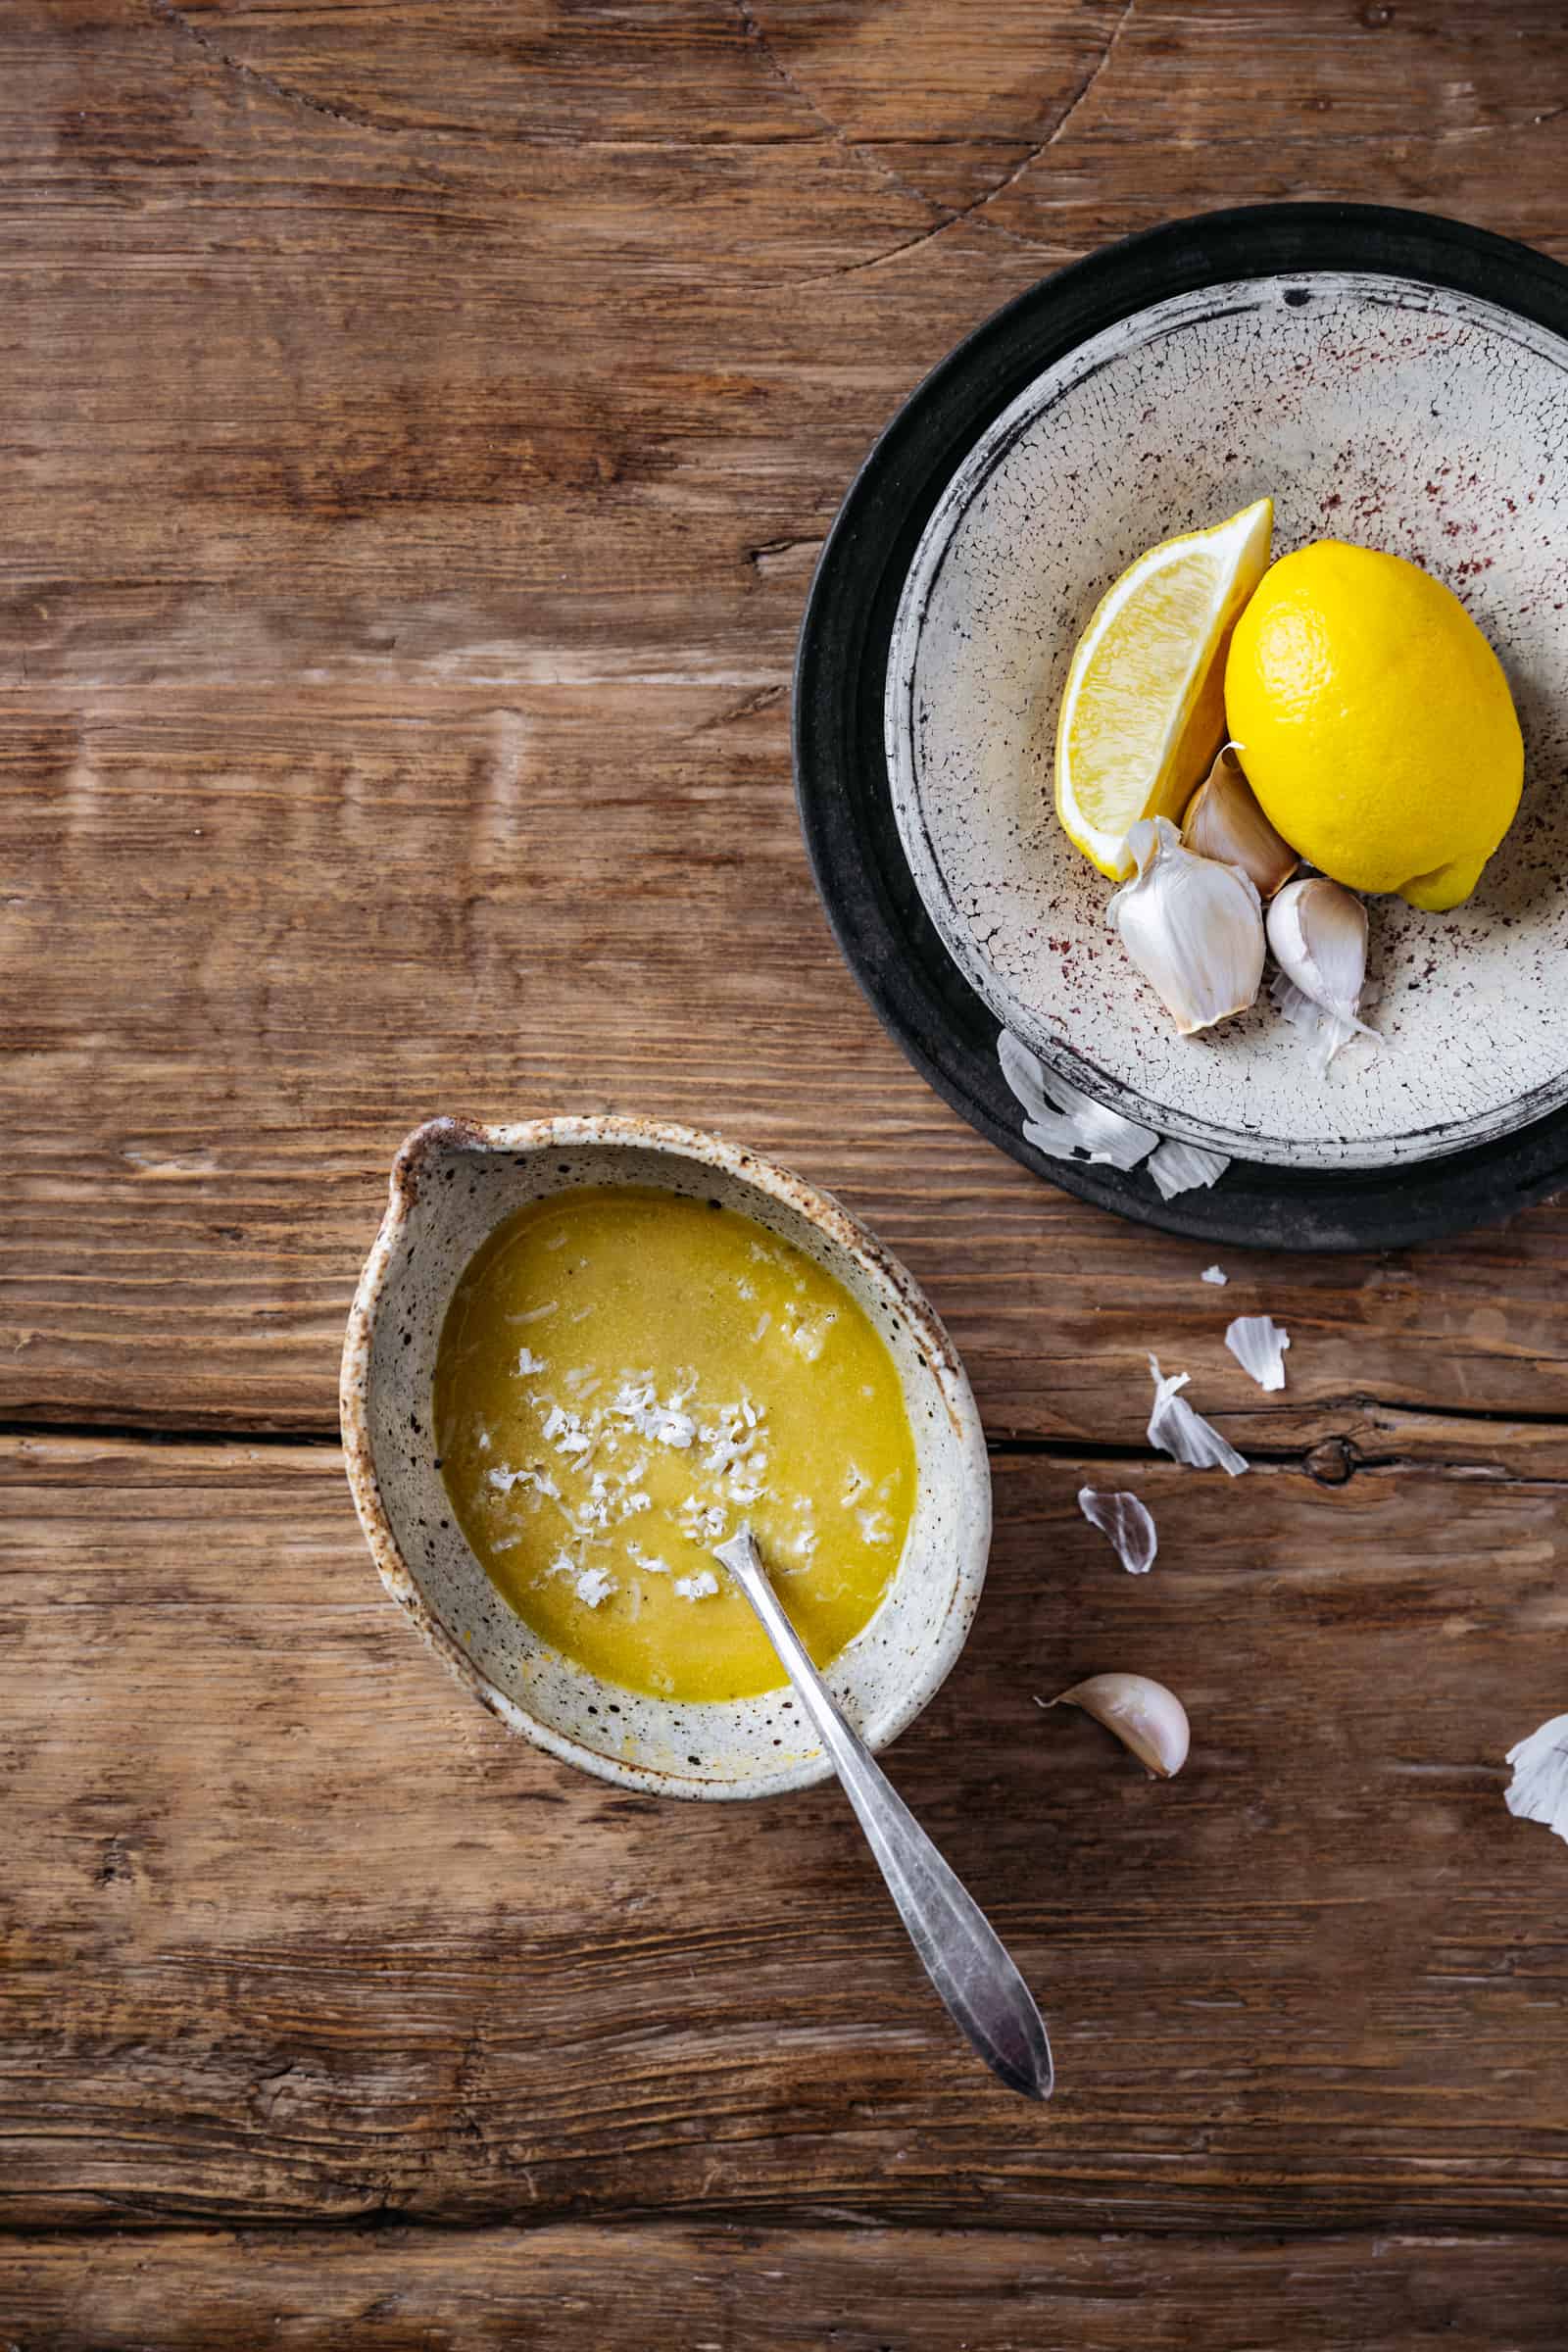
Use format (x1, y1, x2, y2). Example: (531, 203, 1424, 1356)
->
(1077, 1488, 1157, 1575)
(1505, 1711, 1568, 1846)
(1108, 817, 1265, 1038)
(997, 1028, 1159, 1171)
(1183, 745, 1298, 900)
(1271, 970, 1363, 1072)
(1226, 1313, 1290, 1393)
(1047, 1672, 1190, 1778)
(1148, 1138, 1231, 1200)
(1147, 1353, 1249, 1476)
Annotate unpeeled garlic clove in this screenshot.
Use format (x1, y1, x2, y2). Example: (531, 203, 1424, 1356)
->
(1266, 877, 1375, 1039)
(1107, 817, 1265, 1038)
(1182, 746, 1298, 900)
(1045, 1672, 1190, 1778)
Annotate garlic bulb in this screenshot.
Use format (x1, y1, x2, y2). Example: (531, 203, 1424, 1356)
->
(1046, 1672, 1190, 1778)
(1266, 877, 1374, 1038)
(1108, 818, 1265, 1037)
(1183, 746, 1298, 899)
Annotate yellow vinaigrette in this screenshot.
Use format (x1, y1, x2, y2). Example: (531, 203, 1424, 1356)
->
(433, 1187, 915, 1703)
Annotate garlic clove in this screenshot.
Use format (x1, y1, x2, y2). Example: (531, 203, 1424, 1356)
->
(1266, 877, 1375, 1038)
(1045, 1672, 1190, 1778)
(1108, 817, 1265, 1038)
(1182, 745, 1298, 899)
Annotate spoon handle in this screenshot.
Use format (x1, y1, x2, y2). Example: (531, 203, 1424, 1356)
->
(713, 1531, 1053, 2102)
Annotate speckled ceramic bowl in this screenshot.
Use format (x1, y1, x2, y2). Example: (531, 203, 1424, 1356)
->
(798, 206, 1568, 1246)
(341, 1116, 990, 1800)
(887, 258, 1568, 1173)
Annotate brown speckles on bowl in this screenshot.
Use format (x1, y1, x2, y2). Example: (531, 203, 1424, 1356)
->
(340, 1115, 991, 1801)
(886, 268, 1568, 1173)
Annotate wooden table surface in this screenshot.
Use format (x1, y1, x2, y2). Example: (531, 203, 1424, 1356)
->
(6, 3, 1568, 2343)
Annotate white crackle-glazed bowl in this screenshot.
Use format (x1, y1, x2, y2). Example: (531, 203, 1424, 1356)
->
(341, 1116, 991, 1800)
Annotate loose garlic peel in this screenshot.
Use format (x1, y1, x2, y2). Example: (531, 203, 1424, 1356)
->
(1077, 1488, 1157, 1576)
(1183, 745, 1298, 900)
(1148, 1138, 1230, 1200)
(998, 1028, 1159, 1171)
(1046, 1672, 1191, 1778)
(1505, 1711, 1568, 1845)
(1108, 817, 1265, 1038)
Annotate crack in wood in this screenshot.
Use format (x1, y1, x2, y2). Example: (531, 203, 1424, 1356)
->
(733, 0, 1072, 285)
(0, 1418, 341, 1452)
(731, 0, 941, 221)
(145, 0, 398, 137)
(7, 1403, 1568, 1487)
(749, 539, 818, 569)
(691, 682, 788, 734)
(866, 0, 1138, 270)
(1028, 0, 1138, 172)
(767, 0, 1141, 288)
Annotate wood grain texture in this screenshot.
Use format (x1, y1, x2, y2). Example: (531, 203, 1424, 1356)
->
(6, 0, 1568, 2334)
(5, 1434, 1566, 2231)
(8, 688, 1568, 1459)
(4, 2, 1568, 1455)
(6, 2223, 1568, 2350)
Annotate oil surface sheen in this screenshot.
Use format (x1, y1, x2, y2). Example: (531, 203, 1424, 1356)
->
(433, 1186, 915, 1702)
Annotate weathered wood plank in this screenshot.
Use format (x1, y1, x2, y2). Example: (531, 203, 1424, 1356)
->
(6, 2223, 1568, 2351)
(7, 694, 1568, 1457)
(4, 1434, 1566, 2230)
(7, 1, 1568, 2335)
(5, 3, 1568, 1455)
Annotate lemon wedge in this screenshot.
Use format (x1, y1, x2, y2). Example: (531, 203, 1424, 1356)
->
(1054, 497, 1273, 879)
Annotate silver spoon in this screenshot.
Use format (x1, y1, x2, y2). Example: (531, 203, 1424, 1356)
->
(712, 1529, 1053, 2101)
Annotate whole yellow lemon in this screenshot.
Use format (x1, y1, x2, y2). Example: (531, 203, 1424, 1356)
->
(1224, 541, 1523, 910)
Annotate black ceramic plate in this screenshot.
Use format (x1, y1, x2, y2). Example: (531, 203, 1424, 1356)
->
(794, 204, 1568, 1250)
